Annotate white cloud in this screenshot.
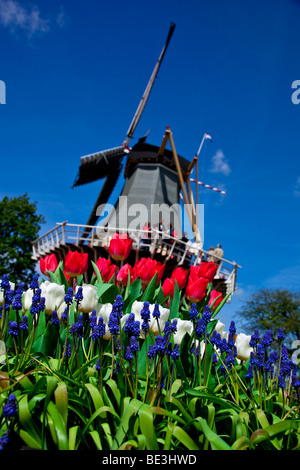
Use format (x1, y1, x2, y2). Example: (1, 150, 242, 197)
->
(0, 0, 68, 37)
(55, 5, 69, 28)
(209, 150, 231, 176)
(294, 176, 300, 197)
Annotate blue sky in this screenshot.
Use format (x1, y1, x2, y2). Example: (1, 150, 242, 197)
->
(0, 0, 299, 330)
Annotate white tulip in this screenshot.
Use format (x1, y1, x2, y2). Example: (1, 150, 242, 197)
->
(94, 303, 128, 340)
(173, 319, 194, 345)
(75, 284, 98, 314)
(215, 320, 226, 337)
(40, 281, 65, 315)
(57, 301, 68, 319)
(0, 281, 15, 306)
(22, 288, 34, 312)
(235, 333, 253, 361)
(131, 301, 170, 337)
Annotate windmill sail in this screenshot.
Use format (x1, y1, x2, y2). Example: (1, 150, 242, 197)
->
(73, 22, 175, 185)
(73, 22, 176, 233)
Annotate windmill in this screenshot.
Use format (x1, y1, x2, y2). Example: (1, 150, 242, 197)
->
(32, 22, 240, 297)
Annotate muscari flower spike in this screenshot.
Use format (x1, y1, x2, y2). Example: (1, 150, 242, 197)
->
(171, 344, 180, 361)
(277, 328, 285, 342)
(20, 315, 28, 331)
(98, 317, 106, 337)
(3, 394, 17, 418)
(30, 275, 39, 291)
(75, 286, 83, 305)
(64, 287, 74, 306)
(1, 274, 11, 293)
(152, 303, 161, 319)
(8, 321, 18, 337)
(189, 303, 198, 321)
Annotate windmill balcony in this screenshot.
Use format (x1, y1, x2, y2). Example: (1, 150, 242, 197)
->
(31, 222, 241, 300)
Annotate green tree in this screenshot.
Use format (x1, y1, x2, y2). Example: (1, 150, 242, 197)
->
(0, 193, 45, 285)
(236, 288, 300, 349)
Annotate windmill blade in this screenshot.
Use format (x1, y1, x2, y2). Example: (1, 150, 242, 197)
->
(123, 22, 176, 147)
(73, 22, 175, 189)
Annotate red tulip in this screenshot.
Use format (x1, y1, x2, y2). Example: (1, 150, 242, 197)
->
(186, 275, 209, 304)
(208, 289, 224, 309)
(96, 257, 117, 283)
(116, 263, 132, 286)
(40, 254, 58, 275)
(64, 251, 88, 278)
(108, 232, 133, 261)
(133, 258, 165, 289)
(162, 277, 175, 298)
(171, 267, 187, 290)
(191, 262, 218, 283)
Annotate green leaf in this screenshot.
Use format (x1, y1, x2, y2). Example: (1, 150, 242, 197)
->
(183, 388, 240, 411)
(89, 430, 102, 450)
(169, 280, 180, 320)
(197, 417, 233, 450)
(91, 260, 103, 283)
(141, 272, 158, 303)
(18, 394, 42, 446)
(172, 426, 200, 450)
(249, 429, 270, 449)
(54, 381, 68, 428)
(19, 429, 42, 450)
(85, 383, 106, 418)
(232, 435, 250, 450)
(138, 404, 159, 450)
(68, 426, 79, 450)
(47, 401, 69, 450)
(123, 277, 143, 313)
(112, 398, 144, 450)
(96, 282, 118, 303)
(35, 321, 58, 356)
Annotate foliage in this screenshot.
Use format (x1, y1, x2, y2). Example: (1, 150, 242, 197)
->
(0, 194, 45, 285)
(236, 288, 300, 350)
(0, 262, 299, 451)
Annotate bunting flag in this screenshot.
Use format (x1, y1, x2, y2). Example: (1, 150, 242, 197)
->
(190, 178, 226, 195)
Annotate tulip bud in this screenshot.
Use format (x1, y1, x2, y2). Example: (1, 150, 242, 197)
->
(186, 275, 208, 304)
(108, 233, 133, 261)
(116, 263, 132, 286)
(171, 267, 187, 290)
(40, 254, 58, 276)
(65, 251, 88, 278)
